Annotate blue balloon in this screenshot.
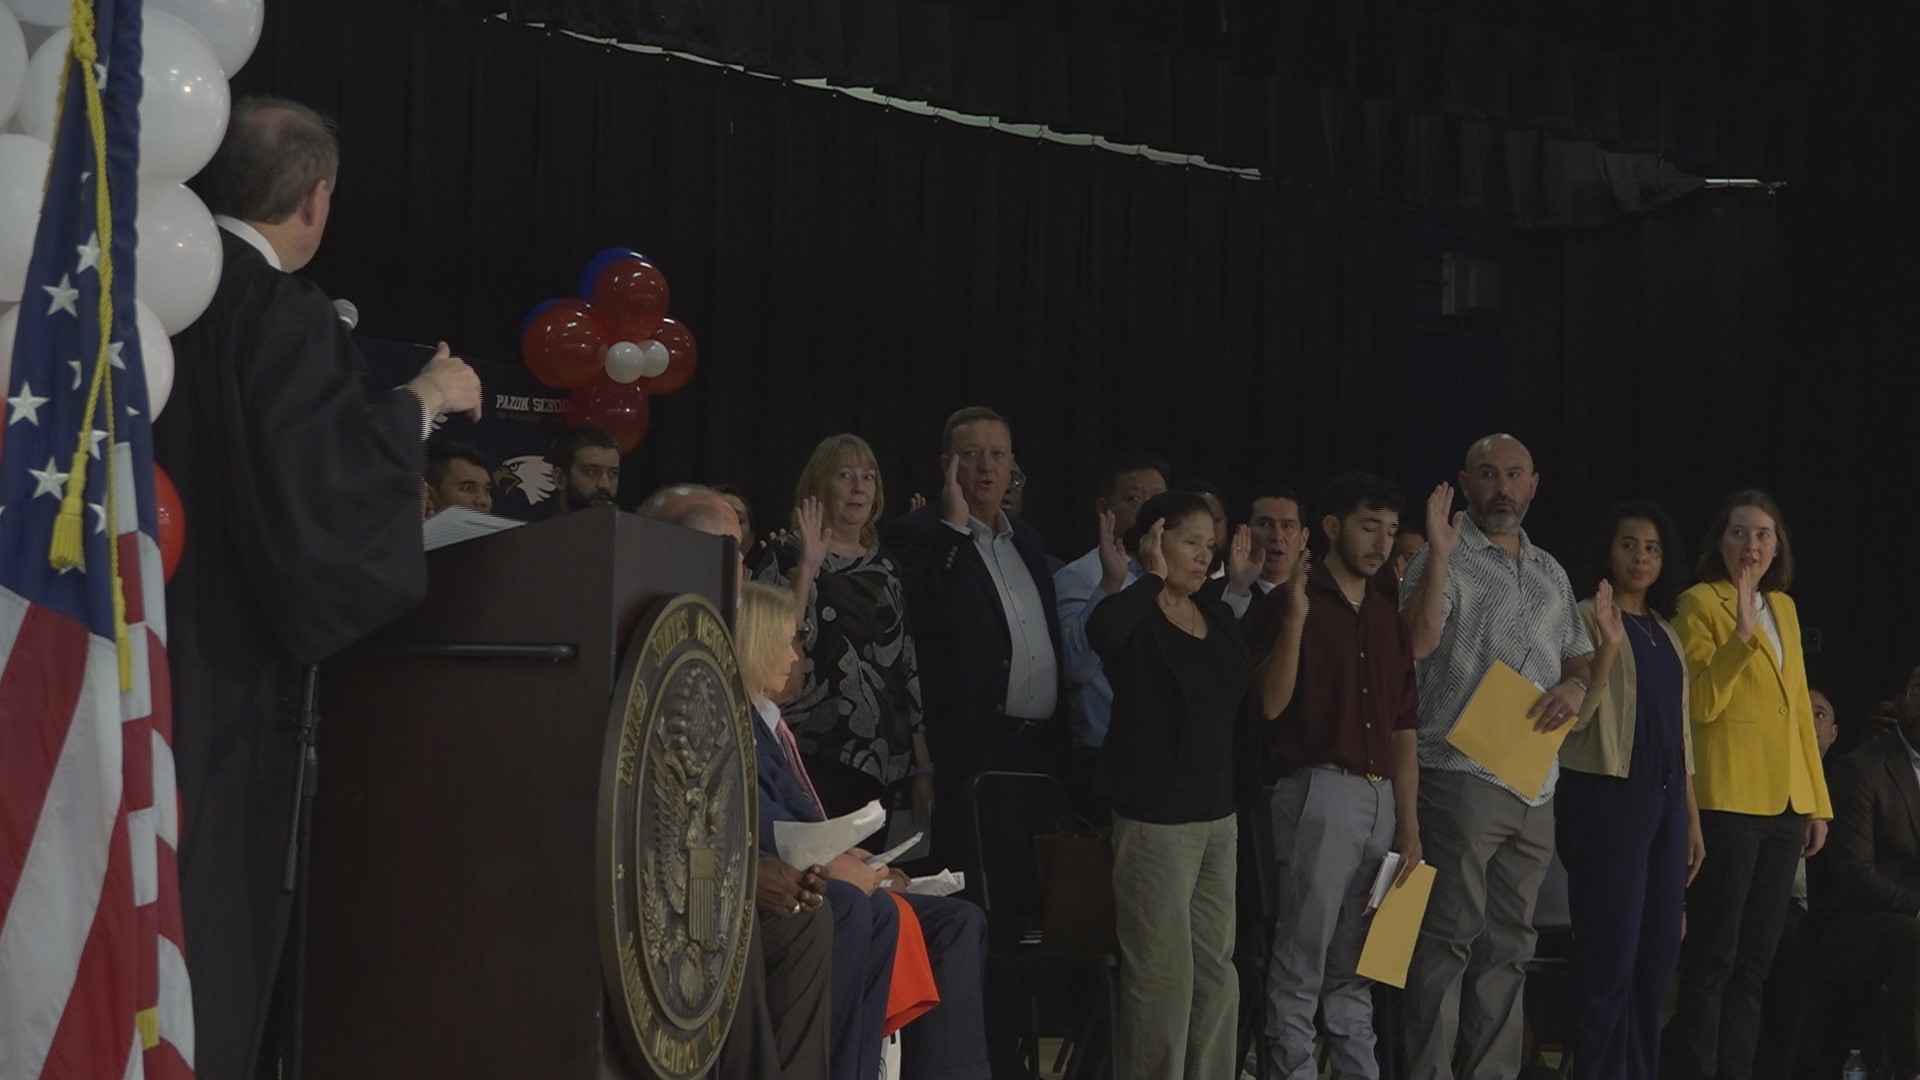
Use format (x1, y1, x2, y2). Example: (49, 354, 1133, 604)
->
(519, 298, 564, 340)
(579, 247, 647, 299)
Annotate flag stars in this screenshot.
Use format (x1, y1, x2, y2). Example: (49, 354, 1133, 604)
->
(30, 457, 71, 500)
(107, 340, 126, 369)
(89, 502, 108, 535)
(76, 232, 101, 275)
(87, 427, 109, 460)
(44, 275, 80, 318)
(69, 359, 84, 391)
(7, 382, 50, 426)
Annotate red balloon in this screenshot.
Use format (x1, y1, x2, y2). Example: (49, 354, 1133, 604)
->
(565, 377, 651, 455)
(153, 465, 185, 582)
(640, 318, 698, 396)
(588, 258, 671, 344)
(521, 299, 610, 389)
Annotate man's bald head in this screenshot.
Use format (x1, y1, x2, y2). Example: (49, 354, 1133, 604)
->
(639, 484, 742, 539)
(1459, 432, 1539, 536)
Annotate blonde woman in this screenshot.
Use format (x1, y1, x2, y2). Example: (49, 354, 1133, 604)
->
(753, 435, 930, 823)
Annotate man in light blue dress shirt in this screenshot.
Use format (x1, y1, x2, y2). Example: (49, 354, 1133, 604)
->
(1054, 454, 1170, 808)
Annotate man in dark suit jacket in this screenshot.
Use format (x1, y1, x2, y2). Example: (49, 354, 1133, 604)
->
(880, 407, 1066, 876)
(755, 698, 992, 1080)
(1818, 662, 1920, 1076)
(1201, 484, 1307, 629)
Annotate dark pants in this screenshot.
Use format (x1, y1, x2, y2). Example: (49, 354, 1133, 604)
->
(714, 908, 834, 1080)
(1556, 764, 1688, 1080)
(901, 894, 994, 1080)
(1667, 809, 1806, 1080)
(931, 721, 1050, 891)
(1821, 911, 1920, 1074)
(826, 880, 899, 1080)
(1065, 744, 1111, 820)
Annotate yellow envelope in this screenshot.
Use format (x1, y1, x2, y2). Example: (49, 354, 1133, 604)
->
(1356, 862, 1437, 988)
(1444, 660, 1570, 799)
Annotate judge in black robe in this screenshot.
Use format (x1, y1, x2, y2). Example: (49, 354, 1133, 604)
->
(156, 98, 479, 1079)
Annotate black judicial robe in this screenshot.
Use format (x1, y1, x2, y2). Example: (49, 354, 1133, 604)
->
(154, 230, 428, 1079)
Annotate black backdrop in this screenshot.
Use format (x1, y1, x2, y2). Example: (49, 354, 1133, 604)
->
(234, 0, 1918, 722)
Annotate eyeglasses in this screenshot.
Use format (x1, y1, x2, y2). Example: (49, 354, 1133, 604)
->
(1008, 470, 1027, 491)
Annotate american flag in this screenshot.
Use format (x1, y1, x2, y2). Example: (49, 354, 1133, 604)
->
(0, 1, 195, 1078)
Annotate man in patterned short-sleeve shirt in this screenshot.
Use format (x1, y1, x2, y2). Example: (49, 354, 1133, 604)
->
(1397, 434, 1595, 1080)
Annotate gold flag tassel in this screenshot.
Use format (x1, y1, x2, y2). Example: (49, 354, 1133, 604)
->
(47, 0, 134, 691)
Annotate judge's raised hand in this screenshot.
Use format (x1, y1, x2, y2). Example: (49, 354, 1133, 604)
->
(1096, 508, 1130, 593)
(1225, 525, 1259, 595)
(795, 497, 830, 575)
(409, 342, 483, 421)
(1425, 483, 1464, 560)
(1138, 518, 1168, 580)
(1594, 580, 1625, 646)
(938, 454, 969, 529)
(1733, 562, 1761, 645)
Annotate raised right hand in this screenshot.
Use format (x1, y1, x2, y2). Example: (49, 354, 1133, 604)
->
(795, 496, 829, 574)
(939, 454, 968, 529)
(1594, 579, 1625, 646)
(1225, 524, 1259, 594)
(1137, 518, 1168, 580)
(1733, 563, 1760, 644)
(409, 341, 483, 421)
(1097, 508, 1130, 592)
(1425, 482, 1464, 559)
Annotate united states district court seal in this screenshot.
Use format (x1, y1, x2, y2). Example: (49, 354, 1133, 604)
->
(597, 594, 757, 1079)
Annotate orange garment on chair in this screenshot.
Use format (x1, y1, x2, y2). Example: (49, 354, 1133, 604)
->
(883, 892, 939, 1036)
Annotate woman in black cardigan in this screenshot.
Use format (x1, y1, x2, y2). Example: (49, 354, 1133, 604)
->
(1090, 490, 1300, 1080)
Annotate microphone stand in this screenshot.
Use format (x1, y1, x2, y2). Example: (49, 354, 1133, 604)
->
(279, 664, 322, 1080)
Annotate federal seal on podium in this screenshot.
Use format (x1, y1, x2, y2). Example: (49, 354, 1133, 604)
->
(597, 594, 758, 1079)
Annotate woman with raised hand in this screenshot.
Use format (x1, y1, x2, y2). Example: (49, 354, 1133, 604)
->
(1665, 489, 1832, 1080)
(753, 433, 932, 826)
(1091, 490, 1295, 1079)
(1556, 500, 1705, 1080)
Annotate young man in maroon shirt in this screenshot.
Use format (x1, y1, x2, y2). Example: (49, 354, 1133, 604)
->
(1259, 472, 1422, 1080)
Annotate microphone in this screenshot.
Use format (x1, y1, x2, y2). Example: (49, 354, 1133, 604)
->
(333, 299, 359, 329)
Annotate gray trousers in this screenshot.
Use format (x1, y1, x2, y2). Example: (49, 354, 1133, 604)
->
(1111, 812, 1240, 1080)
(1265, 767, 1398, 1080)
(1403, 770, 1554, 1080)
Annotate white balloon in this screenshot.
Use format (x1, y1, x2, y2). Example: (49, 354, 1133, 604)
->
(5, 0, 73, 29)
(17, 12, 230, 183)
(0, 9, 28, 132)
(147, 0, 264, 78)
(135, 181, 221, 334)
(0, 132, 52, 304)
(134, 299, 173, 417)
(604, 340, 646, 384)
(637, 339, 671, 378)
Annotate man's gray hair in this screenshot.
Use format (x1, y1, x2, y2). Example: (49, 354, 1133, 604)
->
(193, 97, 339, 224)
(638, 484, 734, 535)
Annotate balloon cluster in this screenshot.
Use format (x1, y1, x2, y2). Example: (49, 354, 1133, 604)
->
(521, 248, 699, 454)
(1, 0, 259, 574)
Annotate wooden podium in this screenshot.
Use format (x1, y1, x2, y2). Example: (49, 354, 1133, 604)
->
(301, 507, 735, 1078)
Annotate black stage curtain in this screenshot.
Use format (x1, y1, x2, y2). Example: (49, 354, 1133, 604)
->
(240, 1, 1916, 708)
(1501, 187, 1920, 737)
(237, 0, 1421, 556)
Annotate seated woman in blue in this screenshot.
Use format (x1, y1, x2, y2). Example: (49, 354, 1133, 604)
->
(738, 582, 991, 1080)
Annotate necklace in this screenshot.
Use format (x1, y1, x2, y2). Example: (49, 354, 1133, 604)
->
(1624, 611, 1661, 648)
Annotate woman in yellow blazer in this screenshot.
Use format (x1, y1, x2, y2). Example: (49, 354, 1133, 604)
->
(1557, 501, 1705, 1080)
(1665, 489, 1831, 1080)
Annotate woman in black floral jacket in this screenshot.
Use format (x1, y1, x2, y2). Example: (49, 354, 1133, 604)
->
(754, 433, 932, 825)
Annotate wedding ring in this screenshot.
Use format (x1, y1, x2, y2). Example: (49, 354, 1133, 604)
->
(790, 902, 802, 915)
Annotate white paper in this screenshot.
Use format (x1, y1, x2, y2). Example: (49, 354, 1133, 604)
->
(865, 832, 924, 868)
(905, 870, 965, 897)
(773, 799, 888, 870)
(423, 505, 524, 551)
